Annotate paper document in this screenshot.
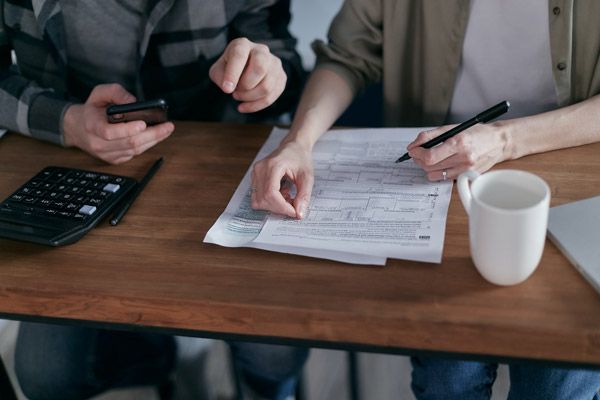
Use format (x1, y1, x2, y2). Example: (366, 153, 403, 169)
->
(204, 127, 453, 265)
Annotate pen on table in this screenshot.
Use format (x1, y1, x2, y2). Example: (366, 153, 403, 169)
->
(110, 156, 164, 226)
(395, 100, 510, 163)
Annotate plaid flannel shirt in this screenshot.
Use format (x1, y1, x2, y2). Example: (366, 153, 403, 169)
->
(0, 0, 303, 145)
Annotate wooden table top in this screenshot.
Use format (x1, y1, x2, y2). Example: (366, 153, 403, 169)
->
(1, 122, 599, 367)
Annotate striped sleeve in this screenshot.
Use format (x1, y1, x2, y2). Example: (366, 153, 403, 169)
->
(0, 67, 74, 145)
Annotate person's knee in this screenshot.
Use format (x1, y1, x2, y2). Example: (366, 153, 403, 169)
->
(229, 341, 309, 382)
(14, 323, 97, 400)
(411, 357, 496, 399)
(510, 364, 600, 399)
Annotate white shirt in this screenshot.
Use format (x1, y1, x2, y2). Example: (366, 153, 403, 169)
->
(447, 0, 558, 123)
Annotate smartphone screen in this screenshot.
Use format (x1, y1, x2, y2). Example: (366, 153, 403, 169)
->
(106, 98, 168, 126)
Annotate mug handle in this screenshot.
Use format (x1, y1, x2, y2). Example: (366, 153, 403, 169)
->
(457, 170, 480, 216)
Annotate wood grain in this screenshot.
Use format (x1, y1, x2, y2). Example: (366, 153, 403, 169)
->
(1, 122, 599, 366)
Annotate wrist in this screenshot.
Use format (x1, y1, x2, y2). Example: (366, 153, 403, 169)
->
(493, 120, 518, 161)
(62, 104, 83, 147)
(281, 128, 315, 153)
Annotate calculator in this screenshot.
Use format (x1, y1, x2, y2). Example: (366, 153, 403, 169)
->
(0, 167, 137, 246)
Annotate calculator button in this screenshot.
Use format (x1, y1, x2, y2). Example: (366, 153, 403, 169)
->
(98, 175, 111, 181)
(61, 193, 73, 201)
(28, 180, 42, 187)
(58, 211, 73, 218)
(112, 177, 125, 184)
(72, 213, 86, 221)
(41, 182, 54, 190)
(70, 186, 82, 193)
(74, 196, 87, 203)
(32, 190, 46, 197)
(39, 170, 54, 180)
(65, 203, 80, 211)
(20, 187, 34, 195)
(23, 197, 38, 205)
(48, 170, 69, 181)
(78, 180, 90, 186)
(88, 198, 103, 206)
(0, 208, 15, 216)
(51, 201, 66, 209)
(44, 209, 58, 216)
(79, 205, 96, 215)
(48, 191, 60, 199)
(39, 199, 53, 207)
(10, 194, 25, 202)
(89, 182, 104, 189)
(83, 189, 97, 196)
(84, 173, 98, 179)
(103, 183, 120, 193)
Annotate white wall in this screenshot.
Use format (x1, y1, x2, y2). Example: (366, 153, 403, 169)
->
(289, 0, 344, 70)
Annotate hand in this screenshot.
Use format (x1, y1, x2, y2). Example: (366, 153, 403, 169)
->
(63, 84, 174, 165)
(250, 140, 314, 219)
(209, 37, 287, 113)
(406, 122, 511, 181)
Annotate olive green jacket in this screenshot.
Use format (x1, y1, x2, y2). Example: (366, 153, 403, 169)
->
(313, 0, 600, 126)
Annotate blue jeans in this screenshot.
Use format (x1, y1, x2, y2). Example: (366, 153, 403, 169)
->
(14, 322, 308, 400)
(411, 357, 600, 400)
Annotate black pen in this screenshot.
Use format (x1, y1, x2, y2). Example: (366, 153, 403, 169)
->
(395, 101, 510, 163)
(110, 156, 164, 226)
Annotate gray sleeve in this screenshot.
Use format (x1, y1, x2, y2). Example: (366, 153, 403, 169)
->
(0, 66, 74, 146)
(0, 8, 73, 146)
(311, 0, 384, 97)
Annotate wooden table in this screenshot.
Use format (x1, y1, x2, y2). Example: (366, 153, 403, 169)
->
(1, 122, 599, 369)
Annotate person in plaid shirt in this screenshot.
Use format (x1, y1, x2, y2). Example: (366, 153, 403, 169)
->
(4, 1, 308, 399)
(0, 0, 304, 164)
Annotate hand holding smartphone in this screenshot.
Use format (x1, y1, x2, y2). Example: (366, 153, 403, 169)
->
(106, 98, 168, 125)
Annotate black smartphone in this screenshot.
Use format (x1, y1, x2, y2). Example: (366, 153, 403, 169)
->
(106, 98, 168, 126)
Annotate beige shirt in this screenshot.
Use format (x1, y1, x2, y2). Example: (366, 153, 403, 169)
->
(312, 0, 600, 127)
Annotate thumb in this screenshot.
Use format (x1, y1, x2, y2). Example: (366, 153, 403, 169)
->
(293, 172, 314, 219)
(88, 83, 136, 106)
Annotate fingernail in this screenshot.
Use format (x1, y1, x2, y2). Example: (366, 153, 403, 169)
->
(297, 204, 306, 219)
(137, 123, 145, 132)
(223, 81, 235, 93)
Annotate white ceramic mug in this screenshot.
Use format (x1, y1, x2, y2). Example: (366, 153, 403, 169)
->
(457, 169, 551, 285)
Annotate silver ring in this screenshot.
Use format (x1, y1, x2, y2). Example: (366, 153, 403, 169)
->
(249, 187, 258, 195)
(442, 169, 447, 181)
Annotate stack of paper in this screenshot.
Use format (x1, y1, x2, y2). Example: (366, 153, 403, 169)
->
(204, 127, 453, 265)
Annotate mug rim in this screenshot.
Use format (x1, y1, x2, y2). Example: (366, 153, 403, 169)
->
(470, 169, 550, 213)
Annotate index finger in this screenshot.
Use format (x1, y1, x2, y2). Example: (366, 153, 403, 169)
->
(221, 40, 252, 93)
(250, 168, 296, 217)
(407, 125, 457, 150)
(97, 119, 147, 141)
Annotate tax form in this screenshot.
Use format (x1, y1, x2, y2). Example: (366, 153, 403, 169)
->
(204, 127, 453, 265)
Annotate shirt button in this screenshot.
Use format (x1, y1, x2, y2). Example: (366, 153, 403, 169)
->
(557, 62, 567, 71)
(553, 7, 561, 15)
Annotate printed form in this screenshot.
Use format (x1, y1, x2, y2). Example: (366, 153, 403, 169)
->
(204, 127, 453, 265)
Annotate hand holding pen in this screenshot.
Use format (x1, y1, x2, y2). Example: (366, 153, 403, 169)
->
(401, 101, 510, 181)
